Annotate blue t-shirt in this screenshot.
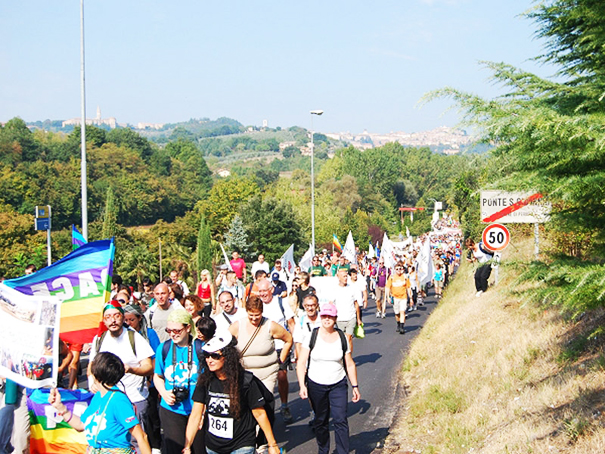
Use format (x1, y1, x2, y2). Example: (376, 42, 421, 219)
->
(80, 389, 138, 449)
(147, 328, 161, 355)
(154, 341, 202, 415)
(434, 269, 443, 282)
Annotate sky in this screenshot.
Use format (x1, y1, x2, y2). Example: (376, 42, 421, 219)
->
(0, 0, 556, 134)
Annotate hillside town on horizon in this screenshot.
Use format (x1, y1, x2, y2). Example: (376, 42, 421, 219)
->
(15, 107, 474, 155)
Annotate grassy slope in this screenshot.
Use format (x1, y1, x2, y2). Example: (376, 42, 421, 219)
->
(382, 236, 605, 453)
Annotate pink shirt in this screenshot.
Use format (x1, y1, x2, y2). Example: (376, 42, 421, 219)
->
(230, 258, 246, 279)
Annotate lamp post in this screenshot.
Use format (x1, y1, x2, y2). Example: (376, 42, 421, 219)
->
(80, 0, 88, 240)
(310, 110, 323, 254)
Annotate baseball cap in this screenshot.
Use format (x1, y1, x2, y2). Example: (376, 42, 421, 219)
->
(202, 333, 234, 354)
(219, 264, 228, 270)
(319, 303, 337, 317)
(271, 272, 280, 281)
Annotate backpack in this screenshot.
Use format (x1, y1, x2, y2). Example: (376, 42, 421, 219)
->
(160, 336, 205, 364)
(95, 329, 136, 356)
(306, 327, 348, 378)
(242, 371, 275, 447)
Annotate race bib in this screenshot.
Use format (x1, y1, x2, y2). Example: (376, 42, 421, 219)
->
(208, 414, 233, 439)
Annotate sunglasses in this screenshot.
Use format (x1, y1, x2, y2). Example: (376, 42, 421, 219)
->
(165, 327, 186, 335)
(117, 299, 127, 305)
(204, 351, 224, 360)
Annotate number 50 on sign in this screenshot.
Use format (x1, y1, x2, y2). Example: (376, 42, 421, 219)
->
(482, 223, 510, 252)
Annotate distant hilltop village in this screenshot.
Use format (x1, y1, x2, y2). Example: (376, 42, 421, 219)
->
(61, 107, 163, 130)
(31, 110, 473, 155)
(326, 126, 473, 155)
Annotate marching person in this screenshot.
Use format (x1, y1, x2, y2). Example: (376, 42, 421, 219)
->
(296, 303, 360, 454)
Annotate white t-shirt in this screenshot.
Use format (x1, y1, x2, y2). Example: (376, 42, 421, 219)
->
(262, 296, 295, 350)
(147, 300, 184, 343)
(293, 314, 321, 345)
(304, 332, 350, 385)
(89, 327, 155, 403)
(349, 278, 367, 305)
(176, 280, 190, 297)
(251, 261, 270, 277)
(332, 284, 358, 322)
(212, 309, 247, 336)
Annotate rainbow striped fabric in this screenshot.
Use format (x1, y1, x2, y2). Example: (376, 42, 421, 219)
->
(28, 388, 93, 454)
(332, 234, 343, 253)
(2, 239, 115, 344)
(71, 225, 88, 250)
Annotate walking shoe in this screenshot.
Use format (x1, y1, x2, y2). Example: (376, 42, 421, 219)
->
(475, 290, 483, 297)
(381, 312, 386, 319)
(376, 311, 380, 317)
(399, 324, 405, 334)
(281, 406, 293, 424)
(396, 322, 400, 333)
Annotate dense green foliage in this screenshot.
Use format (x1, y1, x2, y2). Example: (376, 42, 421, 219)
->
(427, 0, 605, 317)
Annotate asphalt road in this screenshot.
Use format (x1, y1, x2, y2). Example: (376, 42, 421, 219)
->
(273, 289, 439, 454)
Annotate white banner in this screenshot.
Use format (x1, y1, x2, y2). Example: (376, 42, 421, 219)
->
(298, 244, 314, 273)
(280, 244, 296, 276)
(368, 242, 376, 259)
(310, 276, 339, 307)
(0, 284, 61, 388)
(381, 232, 396, 269)
(342, 231, 357, 264)
(417, 238, 435, 287)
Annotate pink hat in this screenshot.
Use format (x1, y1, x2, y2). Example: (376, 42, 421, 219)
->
(319, 303, 338, 317)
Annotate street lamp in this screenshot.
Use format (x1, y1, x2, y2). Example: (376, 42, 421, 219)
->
(310, 110, 323, 254)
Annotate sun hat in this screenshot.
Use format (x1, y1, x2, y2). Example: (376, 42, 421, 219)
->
(202, 333, 234, 353)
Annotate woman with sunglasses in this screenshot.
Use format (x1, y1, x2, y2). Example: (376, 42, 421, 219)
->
(184, 333, 280, 454)
(153, 310, 205, 454)
(49, 352, 151, 454)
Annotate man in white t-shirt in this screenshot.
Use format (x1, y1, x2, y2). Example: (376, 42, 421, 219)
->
(332, 268, 361, 354)
(257, 278, 295, 424)
(212, 290, 246, 336)
(348, 268, 368, 311)
(218, 271, 245, 308)
(293, 294, 321, 359)
(251, 254, 270, 278)
(88, 301, 155, 438)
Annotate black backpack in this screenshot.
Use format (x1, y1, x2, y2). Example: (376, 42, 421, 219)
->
(307, 327, 348, 378)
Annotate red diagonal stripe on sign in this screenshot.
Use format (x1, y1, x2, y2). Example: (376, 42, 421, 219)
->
(482, 193, 544, 223)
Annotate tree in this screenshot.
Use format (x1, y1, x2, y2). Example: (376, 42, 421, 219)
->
(239, 196, 304, 263)
(196, 213, 213, 275)
(102, 186, 118, 239)
(224, 215, 250, 258)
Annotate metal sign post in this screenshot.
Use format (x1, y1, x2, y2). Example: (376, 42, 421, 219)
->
(35, 205, 52, 266)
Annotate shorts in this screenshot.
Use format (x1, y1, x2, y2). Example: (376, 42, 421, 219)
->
(336, 318, 356, 335)
(67, 343, 84, 353)
(276, 349, 291, 371)
(393, 297, 407, 313)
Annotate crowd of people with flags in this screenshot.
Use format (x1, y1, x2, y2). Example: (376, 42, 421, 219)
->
(0, 217, 464, 454)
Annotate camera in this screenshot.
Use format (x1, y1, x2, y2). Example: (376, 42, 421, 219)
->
(173, 386, 189, 403)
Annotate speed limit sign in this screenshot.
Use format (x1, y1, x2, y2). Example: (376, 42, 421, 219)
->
(482, 223, 510, 252)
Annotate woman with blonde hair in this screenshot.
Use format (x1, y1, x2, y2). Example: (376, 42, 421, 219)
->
(196, 269, 215, 317)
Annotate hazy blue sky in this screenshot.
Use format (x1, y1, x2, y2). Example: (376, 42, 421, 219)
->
(1, 0, 555, 134)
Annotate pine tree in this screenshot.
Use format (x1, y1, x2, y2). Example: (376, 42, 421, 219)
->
(196, 213, 213, 275)
(102, 186, 117, 239)
(224, 215, 250, 258)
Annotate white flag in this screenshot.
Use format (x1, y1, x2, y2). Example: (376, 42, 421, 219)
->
(381, 232, 396, 269)
(406, 226, 411, 239)
(417, 238, 435, 286)
(219, 243, 233, 271)
(368, 242, 376, 259)
(342, 231, 357, 264)
(298, 243, 314, 272)
(280, 244, 296, 275)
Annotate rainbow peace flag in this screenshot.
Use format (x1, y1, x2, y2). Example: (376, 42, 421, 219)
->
(332, 234, 343, 253)
(28, 388, 92, 454)
(2, 239, 115, 344)
(71, 225, 87, 250)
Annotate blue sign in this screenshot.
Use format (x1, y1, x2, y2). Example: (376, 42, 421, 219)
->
(35, 218, 50, 231)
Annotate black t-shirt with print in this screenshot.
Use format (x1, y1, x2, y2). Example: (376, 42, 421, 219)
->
(296, 285, 316, 310)
(193, 372, 265, 453)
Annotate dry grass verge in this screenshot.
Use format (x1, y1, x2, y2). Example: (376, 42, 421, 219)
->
(380, 237, 605, 453)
